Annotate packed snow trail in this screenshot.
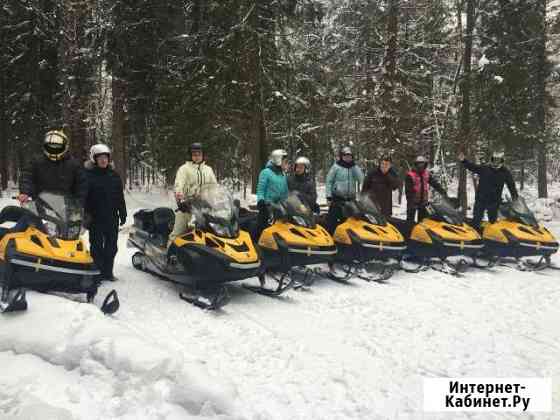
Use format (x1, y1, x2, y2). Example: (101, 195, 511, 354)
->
(1, 192, 559, 419)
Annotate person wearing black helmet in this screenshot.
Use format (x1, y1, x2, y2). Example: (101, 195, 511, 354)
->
(458, 151, 518, 230)
(18, 130, 87, 206)
(325, 146, 364, 233)
(169, 143, 217, 245)
(405, 155, 446, 223)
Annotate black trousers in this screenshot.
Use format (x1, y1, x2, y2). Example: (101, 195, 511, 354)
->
(256, 206, 270, 240)
(90, 218, 119, 279)
(326, 200, 346, 234)
(472, 200, 498, 230)
(406, 206, 429, 223)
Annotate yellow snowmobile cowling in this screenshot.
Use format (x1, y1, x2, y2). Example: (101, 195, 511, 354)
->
(333, 217, 406, 260)
(481, 199, 559, 258)
(0, 193, 103, 313)
(406, 199, 484, 259)
(175, 229, 260, 266)
(259, 220, 336, 258)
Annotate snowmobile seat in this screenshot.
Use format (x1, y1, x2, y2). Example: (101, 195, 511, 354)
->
(133, 209, 155, 233)
(0, 206, 28, 225)
(152, 207, 175, 238)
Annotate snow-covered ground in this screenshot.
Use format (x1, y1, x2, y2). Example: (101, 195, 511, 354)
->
(1, 190, 559, 420)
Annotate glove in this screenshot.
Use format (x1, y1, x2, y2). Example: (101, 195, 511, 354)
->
(312, 203, 321, 214)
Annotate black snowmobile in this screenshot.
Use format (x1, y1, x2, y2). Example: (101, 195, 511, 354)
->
(128, 185, 262, 309)
(0, 192, 119, 314)
(391, 195, 484, 276)
(239, 192, 337, 294)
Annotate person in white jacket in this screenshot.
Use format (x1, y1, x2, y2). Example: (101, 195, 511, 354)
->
(168, 143, 217, 245)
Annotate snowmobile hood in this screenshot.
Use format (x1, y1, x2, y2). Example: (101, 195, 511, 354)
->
(258, 220, 336, 253)
(483, 220, 558, 250)
(0, 226, 94, 265)
(334, 217, 405, 247)
(411, 219, 482, 245)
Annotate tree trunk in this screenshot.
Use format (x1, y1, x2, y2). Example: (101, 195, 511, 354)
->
(60, 0, 92, 162)
(112, 76, 128, 184)
(458, 0, 475, 213)
(536, 0, 547, 198)
(381, 0, 399, 148)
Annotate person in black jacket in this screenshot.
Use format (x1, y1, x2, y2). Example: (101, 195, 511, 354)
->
(18, 130, 87, 205)
(459, 151, 518, 230)
(287, 156, 319, 213)
(361, 155, 401, 217)
(85, 144, 127, 281)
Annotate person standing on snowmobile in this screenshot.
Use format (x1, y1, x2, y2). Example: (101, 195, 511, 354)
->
(256, 149, 289, 238)
(169, 143, 217, 245)
(459, 151, 518, 230)
(84, 144, 127, 282)
(287, 156, 319, 214)
(361, 155, 401, 217)
(18, 130, 87, 206)
(405, 155, 446, 223)
(325, 146, 365, 234)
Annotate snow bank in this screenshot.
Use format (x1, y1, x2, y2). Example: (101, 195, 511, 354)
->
(0, 293, 240, 420)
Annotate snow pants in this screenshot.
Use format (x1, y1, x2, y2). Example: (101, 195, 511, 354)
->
(406, 206, 429, 223)
(472, 199, 498, 230)
(90, 218, 119, 279)
(168, 211, 191, 246)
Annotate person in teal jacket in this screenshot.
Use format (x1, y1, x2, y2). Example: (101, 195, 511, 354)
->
(256, 149, 289, 237)
(325, 145, 364, 233)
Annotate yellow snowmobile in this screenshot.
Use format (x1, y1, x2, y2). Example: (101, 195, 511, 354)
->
(392, 195, 484, 276)
(0, 192, 119, 314)
(241, 192, 337, 295)
(480, 197, 559, 271)
(128, 185, 261, 309)
(324, 194, 406, 283)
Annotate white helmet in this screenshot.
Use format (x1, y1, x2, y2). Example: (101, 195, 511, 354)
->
(270, 149, 288, 166)
(90, 143, 111, 163)
(294, 156, 310, 170)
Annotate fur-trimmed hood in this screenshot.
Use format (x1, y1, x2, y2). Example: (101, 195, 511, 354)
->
(85, 160, 115, 170)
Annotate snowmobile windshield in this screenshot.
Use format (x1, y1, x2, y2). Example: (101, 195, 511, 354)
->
(192, 185, 239, 238)
(283, 192, 315, 228)
(428, 196, 464, 226)
(500, 197, 538, 227)
(356, 194, 387, 226)
(31, 192, 83, 240)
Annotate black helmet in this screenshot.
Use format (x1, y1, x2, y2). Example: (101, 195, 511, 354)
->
(189, 142, 203, 154)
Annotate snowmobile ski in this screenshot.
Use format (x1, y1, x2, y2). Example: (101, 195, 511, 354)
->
(179, 286, 230, 310)
(242, 271, 295, 296)
(291, 266, 316, 290)
(0, 288, 27, 313)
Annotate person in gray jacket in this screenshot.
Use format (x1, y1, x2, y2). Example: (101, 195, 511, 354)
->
(325, 146, 364, 233)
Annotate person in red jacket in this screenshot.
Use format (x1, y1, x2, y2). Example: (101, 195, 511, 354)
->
(404, 155, 446, 223)
(361, 155, 401, 216)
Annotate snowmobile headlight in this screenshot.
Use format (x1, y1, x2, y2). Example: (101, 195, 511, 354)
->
(209, 222, 229, 237)
(292, 215, 308, 227)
